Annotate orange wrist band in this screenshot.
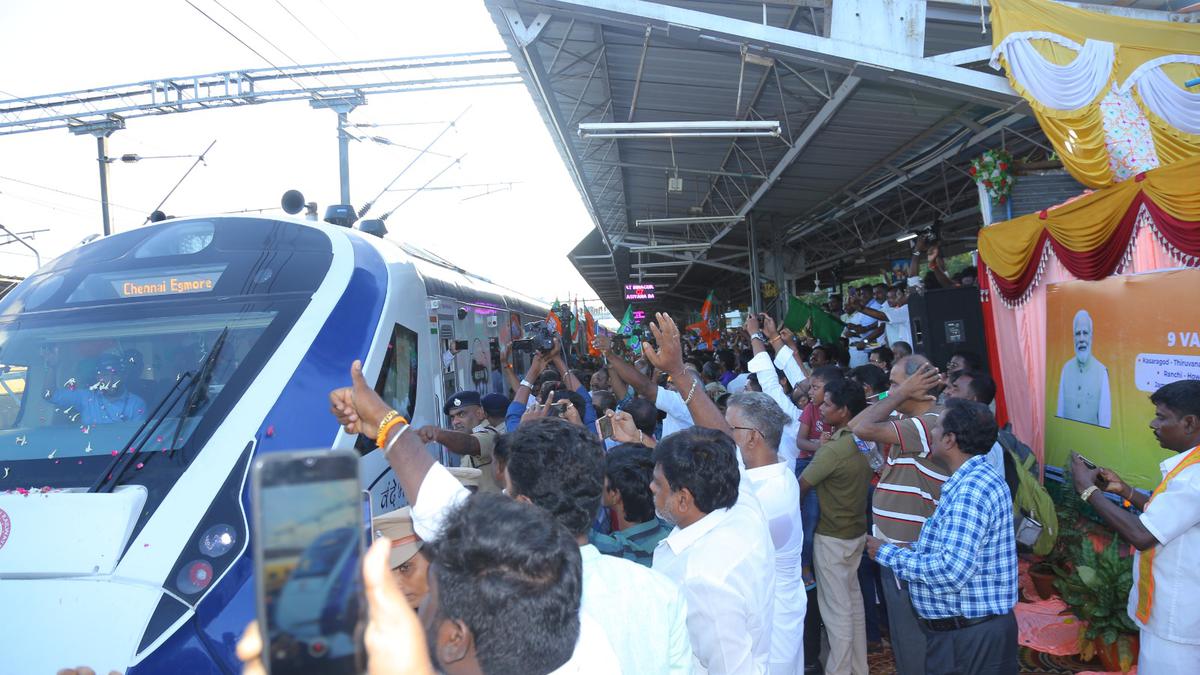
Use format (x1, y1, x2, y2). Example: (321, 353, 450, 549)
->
(376, 411, 407, 448)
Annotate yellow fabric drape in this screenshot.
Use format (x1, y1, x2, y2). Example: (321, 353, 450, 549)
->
(992, 0, 1200, 83)
(1030, 104, 1114, 187)
(990, 0, 1200, 189)
(979, 155, 1200, 282)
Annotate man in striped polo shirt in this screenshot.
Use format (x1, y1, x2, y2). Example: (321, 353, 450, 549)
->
(848, 355, 947, 675)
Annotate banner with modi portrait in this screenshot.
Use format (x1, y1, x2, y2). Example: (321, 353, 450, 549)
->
(1045, 268, 1200, 489)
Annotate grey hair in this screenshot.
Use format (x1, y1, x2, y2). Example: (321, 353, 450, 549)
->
(898, 354, 938, 397)
(902, 354, 931, 376)
(727, 391, 789, 451)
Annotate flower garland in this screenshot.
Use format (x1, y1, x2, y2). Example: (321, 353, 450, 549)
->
(970, 149, 1015, 205)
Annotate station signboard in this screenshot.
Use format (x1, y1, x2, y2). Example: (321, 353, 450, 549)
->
(624, 283, 655, 301)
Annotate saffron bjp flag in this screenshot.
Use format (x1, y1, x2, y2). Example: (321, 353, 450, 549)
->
(570, 298, 581, 342)
(585, 308, 599, 357)
(686, 291, 720, 350)
(546, 300, 564, 335)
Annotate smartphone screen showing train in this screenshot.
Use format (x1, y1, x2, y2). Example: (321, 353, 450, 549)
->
(260, 477, 362, 674)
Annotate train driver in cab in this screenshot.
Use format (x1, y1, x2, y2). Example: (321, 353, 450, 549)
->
(43, 350, 148, 426)
(417, 390, 502, 493)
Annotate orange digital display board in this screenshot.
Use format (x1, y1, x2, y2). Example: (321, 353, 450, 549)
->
(112, 270, 222, 298)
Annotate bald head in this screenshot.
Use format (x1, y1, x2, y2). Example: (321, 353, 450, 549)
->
(889, 354, 940, 411)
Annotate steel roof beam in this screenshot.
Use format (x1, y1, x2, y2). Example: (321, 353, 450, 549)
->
(670, 73, 861, 292)
(531, 0, 1018, 105)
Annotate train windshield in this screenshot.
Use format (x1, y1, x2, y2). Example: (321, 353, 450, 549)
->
(0, 217, 333, 484)
(0, 304, 277, 460)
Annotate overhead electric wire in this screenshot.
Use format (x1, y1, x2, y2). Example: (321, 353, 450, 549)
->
(316, 0, 363, 42)
(0, 175, 142, 212)
(379, 153, 467, 221)
(272, 0, 353, 87)
(210, 0, 332, 89)
(345, 131, 454, 158)
(183, 0, 313, 93)
(358, 107, 470, 218)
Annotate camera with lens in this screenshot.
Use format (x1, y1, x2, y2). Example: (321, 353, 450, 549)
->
(512, 320, 557, 353)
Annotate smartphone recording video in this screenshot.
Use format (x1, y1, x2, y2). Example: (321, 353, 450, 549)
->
(253, 450, 364, 675)
(597, 416, 614, 440)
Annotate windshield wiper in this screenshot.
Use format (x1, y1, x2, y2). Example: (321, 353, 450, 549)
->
(169, 327, 229, 450)
(88, 327, 229, 494)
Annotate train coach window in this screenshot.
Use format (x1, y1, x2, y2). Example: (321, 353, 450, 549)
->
(375, 324, 419, 424)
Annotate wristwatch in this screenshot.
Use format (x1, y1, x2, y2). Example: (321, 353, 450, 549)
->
(751, 332, 767, 343)
(1079, 485, 1099, 503)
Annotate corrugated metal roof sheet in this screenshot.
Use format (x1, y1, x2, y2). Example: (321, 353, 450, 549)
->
(486, 0, 1169, 313)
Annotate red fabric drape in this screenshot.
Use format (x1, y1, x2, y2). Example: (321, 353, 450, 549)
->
(990, 192, 1200, 304)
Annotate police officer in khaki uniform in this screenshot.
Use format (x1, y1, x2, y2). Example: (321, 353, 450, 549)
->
(417, 390, 501, 493)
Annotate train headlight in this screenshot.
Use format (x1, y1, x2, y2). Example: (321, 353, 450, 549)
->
(199, 523, 237, 557)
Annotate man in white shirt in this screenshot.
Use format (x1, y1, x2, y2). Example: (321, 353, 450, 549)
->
(742, 315, 803, 470)
(330, 361, 687, 673)
(883, 284, 912, 347)
(726, 391, 807, 674)
(652, 426, 776, 674)
(844, 294, 886, 368)
(416, 491, 609, 674)
(1070, 379, 1200, 673)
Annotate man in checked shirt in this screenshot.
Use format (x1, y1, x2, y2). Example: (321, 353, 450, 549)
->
(865, 398, 1018, 675)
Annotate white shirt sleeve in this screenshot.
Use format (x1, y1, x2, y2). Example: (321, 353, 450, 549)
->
(1140, 468, 1200, 547)
(749, 351, 802, 422)
(1098, 366, 1112, 429)
(409, 462, 470, 542)
(656, 386, 694, 426)
(772, 345, 808, 387)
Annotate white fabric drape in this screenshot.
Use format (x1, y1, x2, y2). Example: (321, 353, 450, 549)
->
(1122, 56, 1200, 136)
(991, 32, 1114, 111)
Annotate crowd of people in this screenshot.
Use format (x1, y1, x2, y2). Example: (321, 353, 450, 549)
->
(225, 288, 1197, 674)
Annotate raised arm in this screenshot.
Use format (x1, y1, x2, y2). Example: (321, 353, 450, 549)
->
(330, 360, 435, 505)
(777, 328, 812, 383)
(748, 317, 802, 420)
(644, 313, 731, 436)
(499, 342, 521, 396)
(595, 332, 657, 402)
(847, 363, 940, 446)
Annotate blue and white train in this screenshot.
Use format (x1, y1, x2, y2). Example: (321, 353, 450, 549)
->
(0, 215, 547, 673)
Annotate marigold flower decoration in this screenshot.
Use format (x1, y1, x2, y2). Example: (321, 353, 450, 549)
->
(969, 149, 1015, 205)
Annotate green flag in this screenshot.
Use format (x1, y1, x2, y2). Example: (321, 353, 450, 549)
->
(618, 305, 641, 353)
(783, 297, 844, 345)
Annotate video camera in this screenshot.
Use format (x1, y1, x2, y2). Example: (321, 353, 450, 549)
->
(512, 320, 557, 353)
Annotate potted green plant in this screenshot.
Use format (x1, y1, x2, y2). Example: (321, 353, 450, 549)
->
(1054, 538, 1139, 672)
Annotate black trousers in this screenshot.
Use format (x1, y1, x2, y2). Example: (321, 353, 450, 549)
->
(920, 611, 1018, 675)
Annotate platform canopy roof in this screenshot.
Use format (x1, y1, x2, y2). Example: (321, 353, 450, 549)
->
(485, 0, 1193, 314)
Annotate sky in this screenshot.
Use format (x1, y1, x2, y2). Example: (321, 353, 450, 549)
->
(0, 0, 604, 309)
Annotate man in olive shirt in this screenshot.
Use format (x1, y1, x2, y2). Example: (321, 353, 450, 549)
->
(800, 379, 872, 675)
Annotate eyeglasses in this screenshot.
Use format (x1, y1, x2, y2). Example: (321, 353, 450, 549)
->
(730, 425, 761, 437)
